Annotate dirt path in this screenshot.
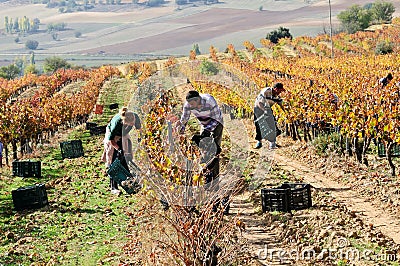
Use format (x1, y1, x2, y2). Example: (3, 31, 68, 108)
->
(224, 111, 400, 264)
(228, 141, 400, 265)
(230, 191, 291, 266)
(272, 151, 400, 245)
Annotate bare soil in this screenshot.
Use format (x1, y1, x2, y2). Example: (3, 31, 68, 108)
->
(229, 131, 400, 265)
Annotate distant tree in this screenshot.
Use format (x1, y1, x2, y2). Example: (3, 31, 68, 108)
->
(24, 64, 39, 75)
(266, 26, 292, 44)
(13, 18, 19, 33)
(43, 56, 71, 73)
(259, 6, 263, 11)
(25, 40, 39, 50)
(193, 43, 201, 55)
(47, 22, 67, 32)
(4, 16, 9, 34)
(375, 40, 393, 54)
(0, 64, 21, 80)
(51, 32, 59, 41)
(32, 18, 40, 32)
(337, 4, 373, 33)
(363, 3, 373, 10)
(370, 0, 395, 23)
(14, 37, 20, 43)
(147, 0, 164, 7)
(199, 60, 218, 75)
(74, 31, 82, 38)
(7, 18, 13, 33)
(14, 57, 26, 74)
(67, 0, 77, 8)
(30, 52, 36, 65)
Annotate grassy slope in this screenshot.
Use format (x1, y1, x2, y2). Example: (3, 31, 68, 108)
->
(0, 77, 138, 265)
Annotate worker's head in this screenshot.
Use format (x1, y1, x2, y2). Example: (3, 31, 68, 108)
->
(387, 73, 393, 81)
(186, 90, 201, 109)
(273, 82, 285, 95)
(120, 107, 135, 126)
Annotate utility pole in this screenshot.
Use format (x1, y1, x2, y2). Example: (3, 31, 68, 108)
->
(329, 0, 334, 58)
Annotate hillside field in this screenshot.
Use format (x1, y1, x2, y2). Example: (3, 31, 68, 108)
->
(1, 0, 400, 68)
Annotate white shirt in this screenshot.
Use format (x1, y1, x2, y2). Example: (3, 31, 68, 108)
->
(255, 87, 282, 108)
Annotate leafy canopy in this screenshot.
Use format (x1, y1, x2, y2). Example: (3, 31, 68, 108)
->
(337, 0, 395, 33)
(43, 56, 71, 73)
(265, 27, 292, 44)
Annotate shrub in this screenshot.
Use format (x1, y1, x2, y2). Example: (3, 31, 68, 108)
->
(312, 132, 342, 156)
(74, 31, 82, 38)
(266, 26, 292, 44)
(25, 40, 39, 50)
(43, 56, 71, 73)
(375, 40, 393, 55)
(199, 60, 219, 75)
(51, 32, 58, 41)
(147, 0, 164, 6)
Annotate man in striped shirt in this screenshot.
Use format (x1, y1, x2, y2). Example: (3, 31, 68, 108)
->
(179, 90, 224, 150)
(178, 89, 223, 160)
(177, 89, 228, 212)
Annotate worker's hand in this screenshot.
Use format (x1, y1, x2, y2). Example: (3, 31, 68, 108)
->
(175, 121, 185, 135)
(125, 153, 133, 163)
(116, 149, 123, 160)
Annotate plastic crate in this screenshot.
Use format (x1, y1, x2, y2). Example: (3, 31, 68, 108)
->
(378, 142, 400, 157)
(261, 183, 312, 212)
(278, 183, 312, 211)
(109, 103, 119, 110)
(12, 161, 41, 178)
(107, 159, 140, 194)
(89, 125, 107, 136)
(12, 183, 48, 211)
(261, 187, 291, 212)
(86, 122, 98, 130)
(60, 140, 84, 159)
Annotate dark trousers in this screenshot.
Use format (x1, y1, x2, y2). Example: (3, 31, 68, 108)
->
(196, 123, 223, 181)
(201, 123, 229, 213)
(200, 123, 223, 152)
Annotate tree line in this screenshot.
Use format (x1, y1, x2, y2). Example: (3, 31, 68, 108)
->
(0, 56, 72, 80)
(4, 16, 40, 35)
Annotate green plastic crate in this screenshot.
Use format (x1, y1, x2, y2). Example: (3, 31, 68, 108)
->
(107, 159, 140, 194)
(60, 140, 84, 159)
(12, 161, 41, 178)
